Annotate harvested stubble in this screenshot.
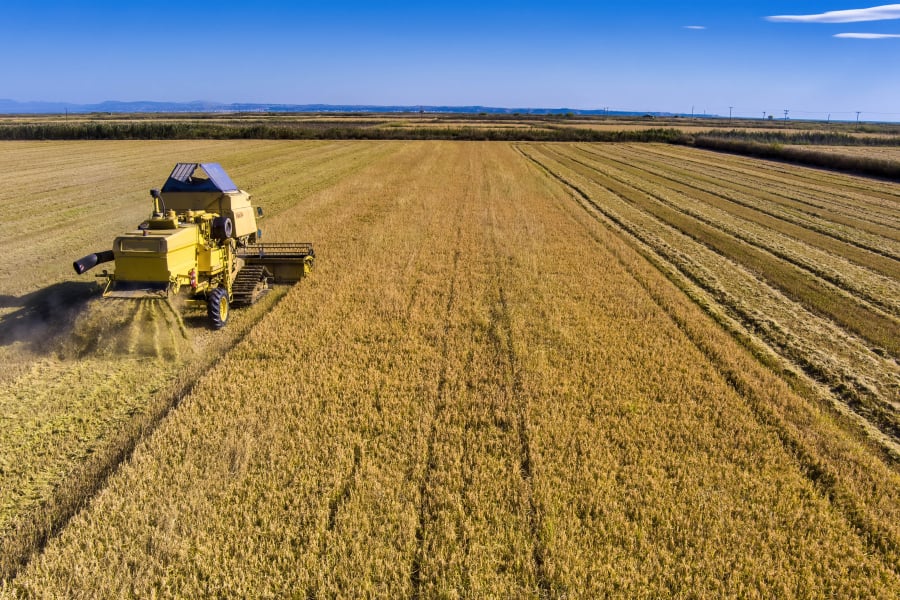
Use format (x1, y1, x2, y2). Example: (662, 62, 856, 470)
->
(522, 143, 899, 447)
(0, 140, 399, 581)
(570, 144, 900, 316)
(630, 143, 900, 243)
(6, 142, 899, 598)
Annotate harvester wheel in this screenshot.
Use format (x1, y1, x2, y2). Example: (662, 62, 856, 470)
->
(207, 287, 230, 329)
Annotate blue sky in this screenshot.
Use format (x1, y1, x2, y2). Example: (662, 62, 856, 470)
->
(1, 1, 898, 119)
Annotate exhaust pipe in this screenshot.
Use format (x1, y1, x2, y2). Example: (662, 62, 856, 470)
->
(73, 250, 114, 275)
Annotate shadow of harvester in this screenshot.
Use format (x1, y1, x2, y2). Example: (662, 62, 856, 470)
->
(0, 281, 99, 352)
(0, 282, 195, 360)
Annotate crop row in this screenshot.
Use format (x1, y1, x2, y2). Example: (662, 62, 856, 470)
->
(0, 141, 398, 580)
(7, 142, 898, 597)
(602, 144, 900, 279)
(568, 144, 900, 317)
(637, 144, 900, 228)
(522, 144, 899, 444)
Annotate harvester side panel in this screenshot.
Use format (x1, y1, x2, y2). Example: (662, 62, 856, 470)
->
(112, 227, 199, 283)
(197, 244, 228, 274)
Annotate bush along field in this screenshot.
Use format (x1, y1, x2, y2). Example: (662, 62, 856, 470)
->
(1, 141, 898, 597)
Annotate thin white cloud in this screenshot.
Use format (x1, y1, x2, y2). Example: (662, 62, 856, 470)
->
(767, 4, 900, 23)
(835, 31, 900, 37)
(683, 25, 706, 30)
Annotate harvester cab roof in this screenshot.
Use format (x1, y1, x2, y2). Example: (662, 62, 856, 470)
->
(161, 163, 239, 194)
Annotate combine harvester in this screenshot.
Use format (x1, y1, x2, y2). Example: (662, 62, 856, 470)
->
(74, 163, 314, 329)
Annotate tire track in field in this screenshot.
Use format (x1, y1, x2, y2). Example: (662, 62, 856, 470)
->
(410, 229, 463, 599)
(515, 144, 899, 451)
(311, 192, 438, 570)
(496, 282, 550, 597)
(581, 144, 900, 280)
(401, 207, 435, 323)
(515, 144, 900, 573)
(485, 195, 551, 596)
(562, 145, 900, 318)
(633, 144, 900, 233)
(0, 287, 291, 583)
(324, 443, 363, 533)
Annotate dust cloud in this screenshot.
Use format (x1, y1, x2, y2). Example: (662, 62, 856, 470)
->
(64, 297, 194, 360)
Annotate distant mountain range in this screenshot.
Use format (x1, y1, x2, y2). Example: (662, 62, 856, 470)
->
(0, 98, 688, 117)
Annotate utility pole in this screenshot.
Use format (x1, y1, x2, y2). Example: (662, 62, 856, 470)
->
(762, 111, 766, 120)
(856, 111, 861, 124)
(691, 105, 694, 119)
(783, 109, 789, 122)
(729, 106, 733, 123)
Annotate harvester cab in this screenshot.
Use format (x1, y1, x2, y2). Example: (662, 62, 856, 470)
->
(74, 163, 314, 329)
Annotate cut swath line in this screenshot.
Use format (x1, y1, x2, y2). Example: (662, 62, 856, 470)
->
(577, 144, 900, 281)
(629, 145, 900, 242)
(518, 144, 900, 570)
(1, 287, 293, 583)
(410, 234, 462, 599)
(564, 145, 900, 318)
(126, 300, 145, 355)
(515, 144, 900, 450)
(540, 145, 900, 358)
(594, 144, 900, 234)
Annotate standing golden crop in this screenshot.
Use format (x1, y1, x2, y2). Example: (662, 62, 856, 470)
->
(2, 141, 898, 598)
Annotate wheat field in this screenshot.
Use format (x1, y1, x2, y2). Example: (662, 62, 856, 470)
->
(1, 141, 898, 597)
(0, 140, 399, 580)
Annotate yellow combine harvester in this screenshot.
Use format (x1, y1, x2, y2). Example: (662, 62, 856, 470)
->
(74, 163, 314, 329)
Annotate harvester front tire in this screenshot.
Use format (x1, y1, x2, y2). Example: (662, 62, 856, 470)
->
(207, 287, 230, 329)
